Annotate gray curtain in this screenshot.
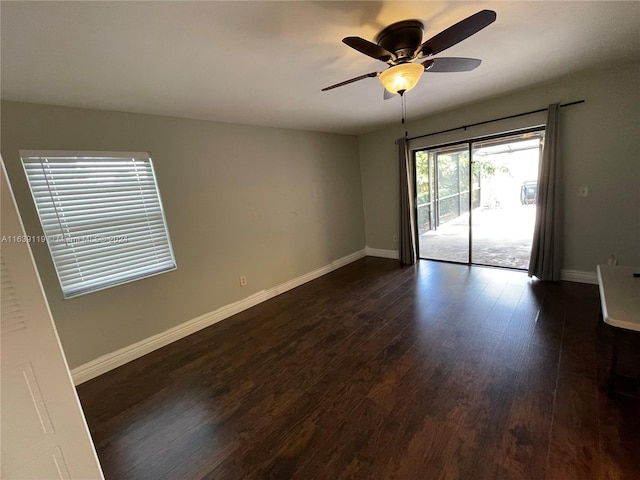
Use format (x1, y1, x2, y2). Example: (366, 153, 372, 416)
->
(398, 137, 417, 265)
(528, 103, 562, 280)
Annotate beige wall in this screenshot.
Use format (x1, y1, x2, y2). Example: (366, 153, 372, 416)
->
(359, 61, 640, 272)
(1, 101, 365, 368)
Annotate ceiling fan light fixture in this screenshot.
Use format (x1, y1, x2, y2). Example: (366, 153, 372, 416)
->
(379, 63, 424, 95)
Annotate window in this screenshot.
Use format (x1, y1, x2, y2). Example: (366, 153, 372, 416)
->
(21, 151, 176, 298)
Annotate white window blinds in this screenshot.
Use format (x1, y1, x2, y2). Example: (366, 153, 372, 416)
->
(21, 151, 176, 298)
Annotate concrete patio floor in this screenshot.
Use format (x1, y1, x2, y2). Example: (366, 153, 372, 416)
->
(418, 204, 536, 269)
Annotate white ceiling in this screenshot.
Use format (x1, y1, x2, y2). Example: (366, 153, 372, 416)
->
(1, 1, 639, 135)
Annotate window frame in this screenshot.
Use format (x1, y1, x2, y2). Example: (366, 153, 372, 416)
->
(20, 150, 177, 298)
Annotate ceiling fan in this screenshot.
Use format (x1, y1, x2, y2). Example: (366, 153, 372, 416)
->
(322, 10, 497, 96)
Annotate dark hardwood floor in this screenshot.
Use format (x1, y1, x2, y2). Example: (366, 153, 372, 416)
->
(76, 258, 640, 480)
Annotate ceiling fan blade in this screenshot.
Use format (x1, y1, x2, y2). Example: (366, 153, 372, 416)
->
(417, 10, 496, 57)
(424, 57, 482, 72)
(343, 36, 394, 62)
(321, 71, 380, 91)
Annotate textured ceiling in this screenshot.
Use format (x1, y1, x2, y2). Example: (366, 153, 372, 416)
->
(1, 1, 639, 135)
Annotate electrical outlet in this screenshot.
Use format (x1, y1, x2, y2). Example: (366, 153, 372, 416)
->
(240, 275, 247, 287)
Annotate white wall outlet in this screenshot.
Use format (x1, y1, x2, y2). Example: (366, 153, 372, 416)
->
(240, 275, 247, 287)
(578, 185, 589, 197)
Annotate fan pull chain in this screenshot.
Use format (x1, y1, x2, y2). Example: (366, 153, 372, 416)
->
(400, 91, 408, 139)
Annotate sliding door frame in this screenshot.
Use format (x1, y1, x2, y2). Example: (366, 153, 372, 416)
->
(412, 125, 545, 268)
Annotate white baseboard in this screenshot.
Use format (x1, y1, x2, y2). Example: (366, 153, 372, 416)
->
(72, 249, 366, 385)
(365, 247, 399, 260)
(560, 269, 598, 284)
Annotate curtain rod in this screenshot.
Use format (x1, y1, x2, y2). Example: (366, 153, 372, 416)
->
(406, 100, 585, 142)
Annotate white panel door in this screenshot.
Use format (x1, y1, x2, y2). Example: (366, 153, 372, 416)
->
(1, 159, 104, 479)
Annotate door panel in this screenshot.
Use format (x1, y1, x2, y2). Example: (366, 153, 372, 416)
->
(1, 159, 104, 479)
(471, 134, 542, 268)
(417, 144, 469, 263)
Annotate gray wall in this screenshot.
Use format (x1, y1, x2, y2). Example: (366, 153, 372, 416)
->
(359, 61, 640, 272)
(1, 101, 365, 368)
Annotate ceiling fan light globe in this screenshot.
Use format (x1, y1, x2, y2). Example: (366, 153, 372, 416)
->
(379, 63, 424, 95)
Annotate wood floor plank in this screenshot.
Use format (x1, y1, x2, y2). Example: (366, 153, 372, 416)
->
(76, 258, 640, 480)
(546, 372, 601, 480)
(490, 376, 555, 480)
(205, 278, 422, 478)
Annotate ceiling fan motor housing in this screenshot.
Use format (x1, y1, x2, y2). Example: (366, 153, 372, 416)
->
(375, 20, 425, 63)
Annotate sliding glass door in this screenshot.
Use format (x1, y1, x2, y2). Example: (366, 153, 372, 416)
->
(415, 128, 544, 269)
(416, 144, 471, 263)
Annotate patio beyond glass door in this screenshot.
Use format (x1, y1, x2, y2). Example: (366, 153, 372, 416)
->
(415, 129, 543, 269)
(471, 133, 543, 268)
